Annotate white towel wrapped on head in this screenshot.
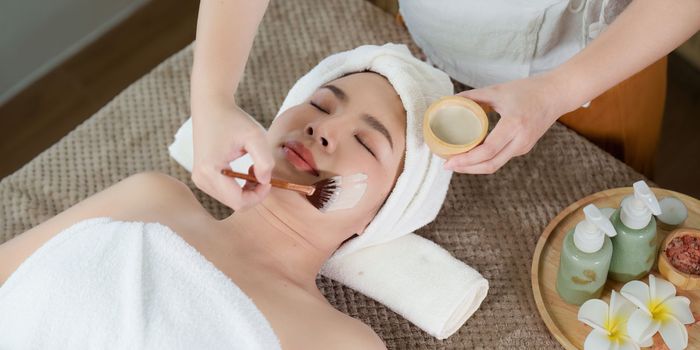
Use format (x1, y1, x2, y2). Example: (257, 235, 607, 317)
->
(169, 43, 488, 339)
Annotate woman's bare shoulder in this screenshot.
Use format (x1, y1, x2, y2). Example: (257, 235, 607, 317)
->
(0, 171, 206, 286)
(110, 171, 206, 221)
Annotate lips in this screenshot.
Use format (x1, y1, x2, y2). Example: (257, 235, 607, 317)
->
(282, 141, 319, 176)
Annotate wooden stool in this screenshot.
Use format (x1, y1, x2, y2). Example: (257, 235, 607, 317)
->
(559, 57, 668, 178)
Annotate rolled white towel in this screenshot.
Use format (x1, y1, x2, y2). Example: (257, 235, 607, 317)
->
(322, 234, 488, 339)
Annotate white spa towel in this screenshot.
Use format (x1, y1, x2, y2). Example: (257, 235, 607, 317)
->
(169, 43, 488, 339)
(0, 217, 281, 350)
(322, 234, 489, 339)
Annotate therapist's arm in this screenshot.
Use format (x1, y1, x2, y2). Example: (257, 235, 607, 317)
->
(448, 0, 700, 174)
(190, 0, 274, 210)
(549, 0, 700, 114)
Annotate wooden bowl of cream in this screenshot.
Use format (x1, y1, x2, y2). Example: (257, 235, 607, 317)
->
(658, 228, 700, 290)
(423, 96, 489, 159)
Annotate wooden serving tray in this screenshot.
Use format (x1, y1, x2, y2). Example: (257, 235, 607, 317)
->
(531, 187, 700, 349)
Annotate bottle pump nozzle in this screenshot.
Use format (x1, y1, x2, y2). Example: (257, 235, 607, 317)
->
(574, 204, 617, 253)
(620, 181, 661, 230)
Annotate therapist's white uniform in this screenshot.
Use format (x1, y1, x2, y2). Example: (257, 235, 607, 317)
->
(398, 0, 631, 88)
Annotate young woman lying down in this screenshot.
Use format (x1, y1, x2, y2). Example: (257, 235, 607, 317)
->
(0, 44, 454, 349)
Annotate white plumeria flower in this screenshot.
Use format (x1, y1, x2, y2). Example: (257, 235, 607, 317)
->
(620, 274, 695, 350)
(578, 290, 650, 350)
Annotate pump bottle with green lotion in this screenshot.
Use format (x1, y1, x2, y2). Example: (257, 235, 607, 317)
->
(608, 180, 662, 283)
(556, 204, 617, 305)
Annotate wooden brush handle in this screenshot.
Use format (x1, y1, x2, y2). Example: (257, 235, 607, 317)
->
(220, 169, 315, 196)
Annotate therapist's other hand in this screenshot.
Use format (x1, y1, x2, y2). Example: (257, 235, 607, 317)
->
(445, 75, 567, 174)
(191, 103, 273, 211)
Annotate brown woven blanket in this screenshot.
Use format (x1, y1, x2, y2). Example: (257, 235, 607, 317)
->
(0, 0, 646, 348)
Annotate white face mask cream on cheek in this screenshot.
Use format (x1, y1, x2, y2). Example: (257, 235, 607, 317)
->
(316, 172, 368, 213)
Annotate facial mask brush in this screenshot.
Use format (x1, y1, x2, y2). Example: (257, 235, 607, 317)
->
(220, 169, 367, 212)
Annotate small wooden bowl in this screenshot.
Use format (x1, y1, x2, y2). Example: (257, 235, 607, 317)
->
(423, 96, 488, 159)
(658, 228, 700, 290)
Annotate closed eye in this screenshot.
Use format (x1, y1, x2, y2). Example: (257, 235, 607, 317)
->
(355, 135, 376, 158)
(310, 101, 328, 114)
(310, 100, 376, 158)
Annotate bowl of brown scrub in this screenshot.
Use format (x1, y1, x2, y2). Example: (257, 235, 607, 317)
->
(659, 228, 700, 290)
(423, 96, 489, 159)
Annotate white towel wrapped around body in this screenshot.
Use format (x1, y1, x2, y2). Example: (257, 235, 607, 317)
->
(0, 217, 281, 350)
(169, 43, 488, 339)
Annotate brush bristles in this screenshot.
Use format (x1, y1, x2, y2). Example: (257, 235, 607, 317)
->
(308, 173, 368, 212)
(307, 179, 339, 211)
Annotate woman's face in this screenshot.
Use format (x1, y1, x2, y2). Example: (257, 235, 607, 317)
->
(265, 72, 406, 235)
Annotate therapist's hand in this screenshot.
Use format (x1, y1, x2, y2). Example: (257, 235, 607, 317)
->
(191, 102, 273, 211)
(444, 74, 568, 174)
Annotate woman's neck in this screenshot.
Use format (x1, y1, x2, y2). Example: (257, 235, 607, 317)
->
(218, 200, 334, 291)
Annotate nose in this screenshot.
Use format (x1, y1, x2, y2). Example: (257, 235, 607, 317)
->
(305, 124, 335, 153)
(305, 118, 346, 153)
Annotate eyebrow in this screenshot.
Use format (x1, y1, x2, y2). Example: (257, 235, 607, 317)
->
(321, 84, 394, 150)
(322, 84, 347, 101)
(363, 115, 394, 150)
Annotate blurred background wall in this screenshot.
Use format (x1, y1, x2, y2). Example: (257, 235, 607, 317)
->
(0, 0, 147, 104)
